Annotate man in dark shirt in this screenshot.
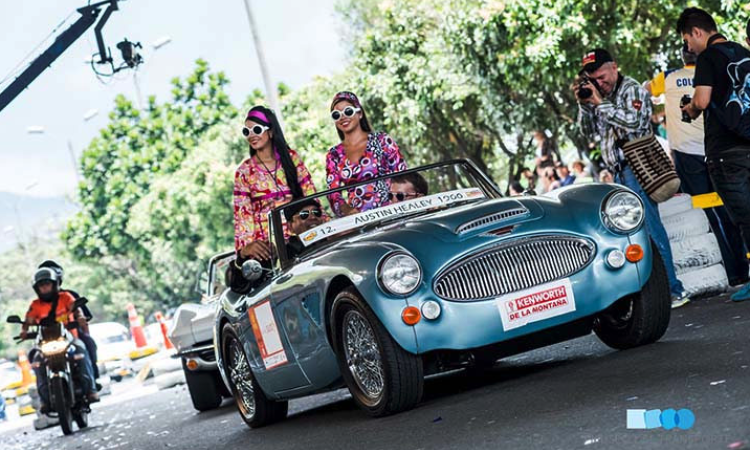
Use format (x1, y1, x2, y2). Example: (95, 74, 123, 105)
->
(678, 8, 750, 302)
(284, 198, 326, 260)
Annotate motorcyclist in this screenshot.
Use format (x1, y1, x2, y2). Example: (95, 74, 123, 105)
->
(37, 260, 99, 380)
(22, 268, 99, 413)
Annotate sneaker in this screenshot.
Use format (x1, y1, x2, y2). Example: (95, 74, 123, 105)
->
(87, 392, 100, 403)
(730, 282, 750, 302)
(671, 292, 691, 309)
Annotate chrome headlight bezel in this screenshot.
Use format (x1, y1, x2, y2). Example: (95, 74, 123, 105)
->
(40, 339, 69, 356)
(377, 252, 423, 296)
(601, 190, 645, 234)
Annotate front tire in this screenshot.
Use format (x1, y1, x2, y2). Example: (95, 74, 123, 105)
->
(51, 377, 73, 435)
(331, 288, 423, 417)
(182, 359, 223, 412)
(73, 410, 88, 429)
(221, 325, 287, 428)
(594, 242, 671, 349)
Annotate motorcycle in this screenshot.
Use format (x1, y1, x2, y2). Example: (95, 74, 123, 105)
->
(7, 297, 92, 435)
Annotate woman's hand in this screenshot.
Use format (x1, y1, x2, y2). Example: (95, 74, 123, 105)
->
(339, 203, 359, 217)
(240, 241, 272, 261)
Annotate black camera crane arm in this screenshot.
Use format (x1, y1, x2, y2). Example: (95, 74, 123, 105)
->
(0, 0, 121, 114)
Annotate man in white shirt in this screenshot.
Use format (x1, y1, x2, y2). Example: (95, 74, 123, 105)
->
(644, 45, 749, 287)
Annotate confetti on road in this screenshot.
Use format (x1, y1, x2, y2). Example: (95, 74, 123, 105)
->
(711, 380, 727, 386)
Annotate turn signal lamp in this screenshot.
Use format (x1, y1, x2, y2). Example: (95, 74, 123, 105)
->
(626, 244, 644, 263)
(402, 306, 421, 326)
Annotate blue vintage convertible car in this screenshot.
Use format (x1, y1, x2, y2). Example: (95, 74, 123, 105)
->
(214, 160, 670, 428)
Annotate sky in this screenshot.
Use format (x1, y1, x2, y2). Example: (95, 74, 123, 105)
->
(0, 0, 346, 198)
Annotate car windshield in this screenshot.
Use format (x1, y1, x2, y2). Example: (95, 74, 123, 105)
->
(272, 160, 499, 263)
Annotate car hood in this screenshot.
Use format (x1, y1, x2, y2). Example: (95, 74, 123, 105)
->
(326, 197, 542, 272)
(324, 187, 613, 278)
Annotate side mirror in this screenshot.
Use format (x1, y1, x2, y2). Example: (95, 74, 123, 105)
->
(242, 259, 264, 282)
(6, 315, 22, 324)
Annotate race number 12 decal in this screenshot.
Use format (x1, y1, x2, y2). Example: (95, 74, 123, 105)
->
(248, 300, 288, 369)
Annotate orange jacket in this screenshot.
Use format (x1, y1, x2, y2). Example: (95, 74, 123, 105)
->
(25, 292, 78, 332)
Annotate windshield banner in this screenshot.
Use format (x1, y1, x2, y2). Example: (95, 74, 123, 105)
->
(298, 187, 486, 247)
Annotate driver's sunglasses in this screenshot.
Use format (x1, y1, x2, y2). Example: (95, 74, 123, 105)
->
(242, 124, 269, 137)
(296, 208, 323, 220)
(330, 106, 361, 122)
(388, 192, 418, 202)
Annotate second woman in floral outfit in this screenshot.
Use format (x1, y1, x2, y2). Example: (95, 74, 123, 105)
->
(325, 91, 406, 216)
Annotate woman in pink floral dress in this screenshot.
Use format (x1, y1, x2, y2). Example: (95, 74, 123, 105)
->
(325, 91, 407, 216)
(234, 106, 316, 261)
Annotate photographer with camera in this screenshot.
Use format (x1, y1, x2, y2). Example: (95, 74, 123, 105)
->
(575, 48, 690, 308)
(644, 44, 749, 288)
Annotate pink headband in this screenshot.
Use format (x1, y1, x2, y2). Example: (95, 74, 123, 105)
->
(246, 110, 270, 123)
(331, 91, 362, 110)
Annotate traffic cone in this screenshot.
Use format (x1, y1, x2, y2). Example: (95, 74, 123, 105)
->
(126, 303, 148, 348)
(154, 312, 174, 350)
(18, 349, 34, 387)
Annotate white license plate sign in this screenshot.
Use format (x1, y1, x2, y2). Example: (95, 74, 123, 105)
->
(497, 278, 576, 331)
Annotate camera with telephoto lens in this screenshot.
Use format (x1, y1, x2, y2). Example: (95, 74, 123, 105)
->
(576, 76, 600, 100)
(680, 95, 692, 123)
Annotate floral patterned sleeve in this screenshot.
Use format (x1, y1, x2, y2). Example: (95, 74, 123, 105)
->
(325, 145, 346, 216)
(378, 132, 407, 174)
(233, 162, 255, 252)
(290, 149, 317, 197)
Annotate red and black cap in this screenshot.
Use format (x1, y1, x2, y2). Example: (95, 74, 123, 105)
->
(582, 48, 614, 73)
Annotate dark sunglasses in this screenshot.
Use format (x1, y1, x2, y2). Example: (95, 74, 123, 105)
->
(296, 208, 323, 220)
(242, 124, 269, 137)
(388, 192, 418, 202)
(330, 106, 361, 122)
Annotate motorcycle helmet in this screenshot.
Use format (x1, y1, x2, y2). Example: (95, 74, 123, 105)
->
(38, 260, 64, 287)
(32, 268, 59, 303)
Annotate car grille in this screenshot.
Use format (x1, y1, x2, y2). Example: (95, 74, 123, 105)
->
(434, 235, 595, 301)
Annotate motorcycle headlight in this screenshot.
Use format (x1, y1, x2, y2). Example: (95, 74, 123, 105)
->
(378, 253, 422, 296)
(40, 339, 68, 356)
(602, 191, 644, 233)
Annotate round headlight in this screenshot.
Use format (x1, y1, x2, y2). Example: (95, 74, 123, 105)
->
(603, 191, 644, 233)
(379, 253, 422, 295)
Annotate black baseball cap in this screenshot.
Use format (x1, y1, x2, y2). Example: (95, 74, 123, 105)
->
(283, 198, 321, 221)
(582, 48, 614, 73)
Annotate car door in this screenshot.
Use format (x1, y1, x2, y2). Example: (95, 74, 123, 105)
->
(270, 261, 340, 390)
(234, 274, 312, 395)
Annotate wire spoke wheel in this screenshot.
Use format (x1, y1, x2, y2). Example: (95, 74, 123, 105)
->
(228, 339, 255, 418)
(343, 310, 385, 400)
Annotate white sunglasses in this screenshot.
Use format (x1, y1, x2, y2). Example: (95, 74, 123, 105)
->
(330, 106, 361, 122)
(242, 124, 269, 137)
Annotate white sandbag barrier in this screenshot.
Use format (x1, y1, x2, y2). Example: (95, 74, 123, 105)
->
(677, 263, 729, 298)
(659, 194, 728, 298)
(671, 233, 724, 275)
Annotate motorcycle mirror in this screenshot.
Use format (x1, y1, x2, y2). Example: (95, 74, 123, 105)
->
(6, 315, 22, 324)
(74, 297, 88, 309)
(241, 259, 264, 282)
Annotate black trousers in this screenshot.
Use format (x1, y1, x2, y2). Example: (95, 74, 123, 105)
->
(702, 149, 750, 283)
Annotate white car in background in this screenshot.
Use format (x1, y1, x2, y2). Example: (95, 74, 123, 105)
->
(168, 251, 233, 411)
(89, 322, 134, 381)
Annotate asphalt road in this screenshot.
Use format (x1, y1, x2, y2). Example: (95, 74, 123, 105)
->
(1, 292, 748, 450)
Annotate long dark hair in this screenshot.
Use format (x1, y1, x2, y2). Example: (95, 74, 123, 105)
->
(246, 105, 303, 199)
(331, 91, 372, 141)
